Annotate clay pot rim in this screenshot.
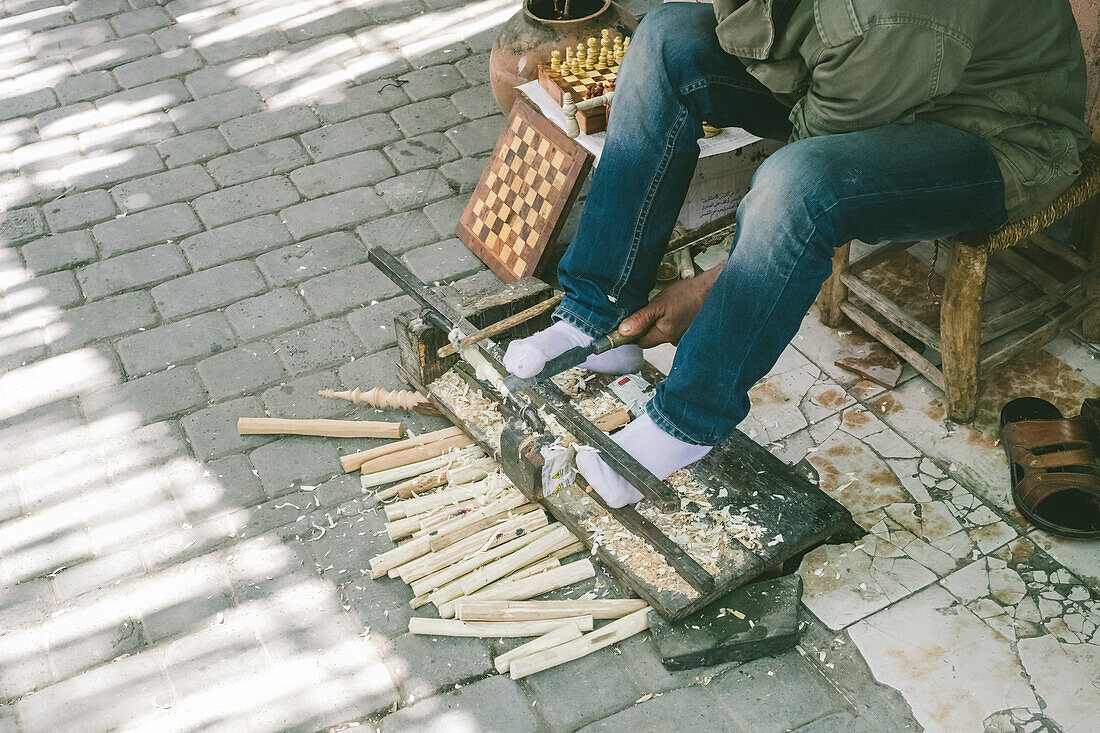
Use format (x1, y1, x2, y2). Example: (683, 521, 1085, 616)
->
(523, 0, 613, 25)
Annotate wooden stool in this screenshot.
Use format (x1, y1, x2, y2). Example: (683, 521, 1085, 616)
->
(819, 143, 1100, 423)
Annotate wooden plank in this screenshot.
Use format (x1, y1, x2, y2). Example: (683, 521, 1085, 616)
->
(980, 299, 1099, 373)
(981, 271, 1086, 343)
(1029, 232, 1089, 270)
(847, 240, 916, 275)
(839, 302, 945, 390)
(841, 272, 942, 349)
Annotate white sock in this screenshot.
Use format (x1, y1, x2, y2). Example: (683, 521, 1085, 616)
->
(575, 413, 712, 508)
(503, 320, 642, 379)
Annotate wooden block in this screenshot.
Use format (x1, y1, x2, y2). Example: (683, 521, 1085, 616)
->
(236, 417, 403, 439)
(408, 615, 594, 638)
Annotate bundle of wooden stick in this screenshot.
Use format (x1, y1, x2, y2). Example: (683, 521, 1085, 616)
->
(363, 433, 652, 679)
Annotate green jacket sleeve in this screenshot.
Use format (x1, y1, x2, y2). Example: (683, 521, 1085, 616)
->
(789, 23, 972, 140)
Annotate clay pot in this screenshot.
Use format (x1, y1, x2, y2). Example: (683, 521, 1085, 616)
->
(489, 0, 638, 113)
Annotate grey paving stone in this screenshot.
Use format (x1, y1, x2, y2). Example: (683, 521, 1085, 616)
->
(454, 53, 489, 86)
(255, 231, 366, 286)
(260, 369, 352, 422)
(423, 195, 469, 238)
(0, 207, 45, 245)
(71, 0, 128, 20)
(197, 28, 285, 65)
(160, 616, 271, 701)
(113, 48, 203, 88)
(345, 295, 415, 355)
(49, 550, 145, 601)
(790, 712, 877, 733)
(279, 187, 387, 239)
(43, 291, 158, 350)
(108, 6, 171, 35)
(84, 365, 207, 423)
(389, 631, 494, 700)
(42, 189, 114, 233)
(249, 435, 341, 498)
(225, 288, 313, 340)
(8, 270, 84, 310)
(710, 653, 849, 732)
(444, 115, 503, 157)
(150, 260, 266, 320)
(44, 609, 144, 684)
(75, 112, 177, 153)
(450, 84, 499, 120)
(439, 156, 488, 193)
(405, 40, 470, 70)
(288, 149, 394, 198)
(117, 311, 237, 376)
(152, 24, 192, 52)
(206, 138, 309, 187)
(299, 261, 403, 317)
(314, 82, 409, 124)
(110, 164, 216, 212)
(313, 471, 367, 510)
(157, 129, 230, 168)
(193, 175, 301, 228)
(92, 202, 203, 256)
(270, 319, 361, 374)
(196, 342, 285, 401)
(179, 214, 292, 270)
(63, 144, 165, 191)
(300, 114, 402, 161)
(71, 33, 160, 72)
(135, 566, 235, 644)
(168, 87, 264, 134)
(382, 131, 460, 174)
(167, 453, 269, 521)
(522, 646, 642, 731)
(183, 395, 270, 460)
(95, 79, 191, 124)
(390, 97, 463, 137)
(182, 57, 272, 99)
(376, 169, 453, 212)
(356, 210, 440, 255)
(32, 103, 97, 139)
(398, 63, 466, 102)
(0, 626, 53, 706)
(0, 87, 57, 122)
(77, 242, 188, 300)
(15, 649, 171, 732)
(54, 70, 119, 105)
(380, 675, 540, 733)
(31, 19, 112, 55)
(402, 239, 482, 284)
(219, 106, 319, 149)
(577, 685, 743, 733)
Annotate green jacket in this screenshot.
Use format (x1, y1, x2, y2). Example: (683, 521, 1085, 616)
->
(712, 0, 1093, 221)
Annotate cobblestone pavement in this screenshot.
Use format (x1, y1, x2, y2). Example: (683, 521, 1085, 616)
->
(1, 0, 1097, 731)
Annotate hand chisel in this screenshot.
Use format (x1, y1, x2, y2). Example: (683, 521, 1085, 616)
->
(501, 329, 637, 395)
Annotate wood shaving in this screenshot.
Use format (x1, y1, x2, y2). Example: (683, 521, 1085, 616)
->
(432, 371, 506, 448)
(552, 368, 627, 424)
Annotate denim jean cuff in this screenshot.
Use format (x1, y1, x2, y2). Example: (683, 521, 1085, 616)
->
(553, 301, 621, 339)
(645, 397, 713, 446)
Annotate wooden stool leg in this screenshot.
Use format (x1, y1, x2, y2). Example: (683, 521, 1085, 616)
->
(1080, 197, 1100, 342)
(818, 241, 851, 328)
(941, 241, 988, 423)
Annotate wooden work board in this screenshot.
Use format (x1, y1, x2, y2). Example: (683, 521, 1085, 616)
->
(395, 327, 860, 621)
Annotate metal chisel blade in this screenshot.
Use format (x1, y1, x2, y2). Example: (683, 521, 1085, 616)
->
(500, 343, 595, 394)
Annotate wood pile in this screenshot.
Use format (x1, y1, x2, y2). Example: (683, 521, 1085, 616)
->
(358, 426, 652, 679)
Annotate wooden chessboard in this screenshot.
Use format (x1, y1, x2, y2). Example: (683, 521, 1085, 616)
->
(538, 64, 618, 105)
(455, 100, 592, 283)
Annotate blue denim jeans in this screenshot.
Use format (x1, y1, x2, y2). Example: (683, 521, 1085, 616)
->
(554, 2, 1008, 445)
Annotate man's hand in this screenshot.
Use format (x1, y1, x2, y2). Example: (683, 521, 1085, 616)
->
(618, 265, 722, 348)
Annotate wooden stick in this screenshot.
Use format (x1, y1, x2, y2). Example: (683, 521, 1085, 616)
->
(408, 615, 593, 638)
(369, 535, 432, 578)
(317, 386, 440, 416)
(358, 434, 475, 475)
(236, 417, 403, 439)
(361, 447, 486, 489)
(399, 512, 549, 585)
(509, 607, 651, 679)
(385, 499, 479, 541)
(434, 556, 562, 616)
(408, 522, 557, 595)
(494, 621, 584, 674)
(458, 525, 574, 595)
(437, 558, 594, 618)
(426, 492, 529, 550)
(458, 599, 648, 622)
(373, 458, 493, 502)
(593, 409, 631, 432)
(413, 555, 559, 611)
(436, 294, 564, 358)
(340, 426, 464, 472)
(384, 475, 507, 520)
(552, 541, 584, 559)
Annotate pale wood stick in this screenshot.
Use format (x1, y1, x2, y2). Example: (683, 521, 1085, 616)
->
(493, 621, 584, 674)
(358, 434, 474, 475)
(318, 386, 438, 415)
(384, 475, 505, 520)
(426, 492, 529, 550)
(373, 458, 492, 502)
(237, 417, 404, 439)
(552, 541, 584, 559)
(593, 409, 631, 432)
(509, 607, 651, 679)
(369, 535, 431, 578)
(459, 599, 649, 622)
(434, 556, 563, 617)
(451, 559, 596, 611)
(386, 498, 479, 541)
(436, 293, 564, 358)
(340, 426, 464, 472)
(361, 447, 486, 489)
(458, 525, 574, 595)
(408, 614, 593, 638)
(413, 502, 538, 541)
(446, 460, 496, 486)
(408, 522, 558, 596)
(392, 506, 541, 579)
(398, 512, 549, 585)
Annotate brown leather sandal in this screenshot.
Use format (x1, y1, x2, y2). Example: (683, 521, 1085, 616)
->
(1000, 397, 1100, 539)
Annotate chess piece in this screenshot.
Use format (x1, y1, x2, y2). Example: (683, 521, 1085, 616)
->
(613, 36, 623, 65)
(599, 35, 609, 67)
(586, 37, 597, 70)
(551, 49, 561, 71)
(576, 43, 584, 71)
(623, 36, 630, 55)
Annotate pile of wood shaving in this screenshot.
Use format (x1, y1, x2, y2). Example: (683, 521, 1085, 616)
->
(552, 368, 627, 425)
(551, 367, 595, 398)
(433, 371, 507, 448)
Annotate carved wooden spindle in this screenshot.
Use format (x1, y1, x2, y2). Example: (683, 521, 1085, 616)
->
(318, 387, 441, 416)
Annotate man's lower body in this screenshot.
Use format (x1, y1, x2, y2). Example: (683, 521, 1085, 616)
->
(504, 2, 1008, 506)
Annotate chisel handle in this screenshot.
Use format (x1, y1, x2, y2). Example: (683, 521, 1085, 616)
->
(592, 329, 638, 354)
